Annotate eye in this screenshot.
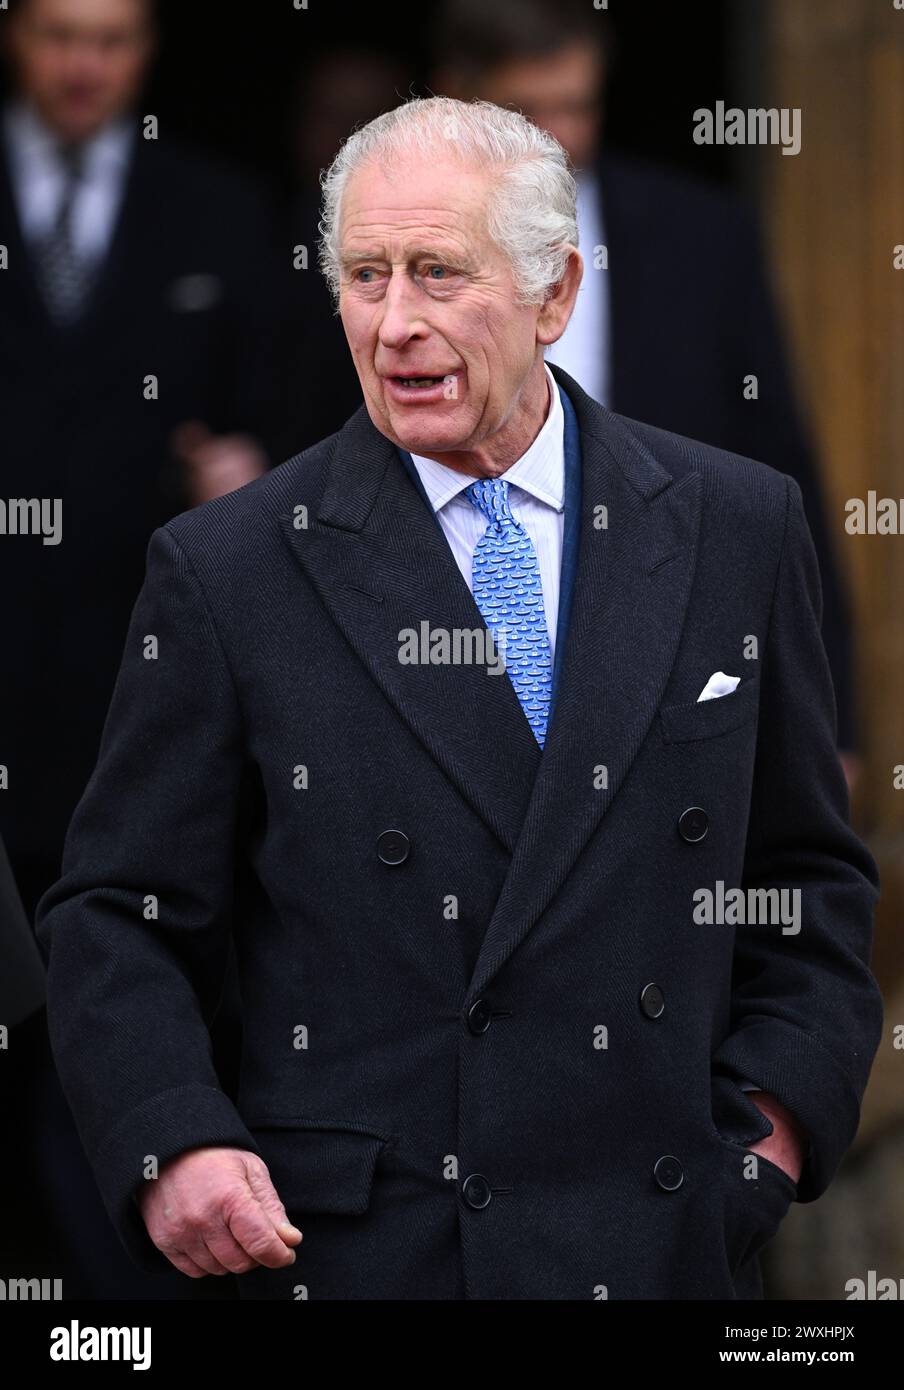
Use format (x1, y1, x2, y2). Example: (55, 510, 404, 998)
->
(355, 267, 377, 283)
(423, 264, 453, 280)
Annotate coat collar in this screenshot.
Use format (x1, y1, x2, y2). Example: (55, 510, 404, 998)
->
(281, 362, 703, 992)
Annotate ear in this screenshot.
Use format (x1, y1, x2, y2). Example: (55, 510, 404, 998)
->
(536, 247, 584, 347)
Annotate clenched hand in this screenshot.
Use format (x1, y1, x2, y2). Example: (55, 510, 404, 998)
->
(137, 1146, 303, 1277)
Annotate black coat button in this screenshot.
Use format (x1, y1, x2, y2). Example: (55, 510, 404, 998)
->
(376, 829, 409, 865)
(677, 806, 708, 843)
(467, 999, 492, 1034)
(653, 1155, 684, 1191)
(639, 983, 665, 1019)
(462, 1173, 492, 1209)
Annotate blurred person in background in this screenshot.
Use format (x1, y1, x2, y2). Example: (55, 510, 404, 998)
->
(0, 0, 284, 916)
(274, 44, 411, 460)
(0, 0, 283, 1297)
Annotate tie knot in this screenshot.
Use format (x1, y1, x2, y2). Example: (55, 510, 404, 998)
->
(465, 477, 514, 527)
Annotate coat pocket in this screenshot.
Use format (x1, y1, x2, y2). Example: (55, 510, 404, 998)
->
(717, 1135, 798, 1276)
(708, 1075, 797, 1276)
(709, 1072, 774, 1148)
(244, 1117, 393, 1217)
(659, 674, 760, 743)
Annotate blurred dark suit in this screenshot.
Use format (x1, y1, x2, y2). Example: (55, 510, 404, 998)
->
(0, 113, 281, 1299)
(0, 832, 44, 1031)
(278, 151, 855, 751)
(0, 833, 47, 1281)
(0, 119, 285, 918)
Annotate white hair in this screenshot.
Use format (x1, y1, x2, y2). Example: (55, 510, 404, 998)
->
(317, 95, 578, 308)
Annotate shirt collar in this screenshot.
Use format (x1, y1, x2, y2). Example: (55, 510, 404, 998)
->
(408, 362, 565, 515)
(3, 98, 134, 177)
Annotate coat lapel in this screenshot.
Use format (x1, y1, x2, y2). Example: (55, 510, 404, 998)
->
(279, 406, 542, 853)
(467, 364, 703, 996)
(0, 137, 56, 353)
(69, 132, 155, 338)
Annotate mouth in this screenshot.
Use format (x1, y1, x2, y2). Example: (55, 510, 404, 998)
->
(388, 372, 456, 385)
(383, 373, 461, 404)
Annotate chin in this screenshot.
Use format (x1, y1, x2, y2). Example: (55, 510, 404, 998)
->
(393, 424, 463, 456)
(388, 408, 471, 451)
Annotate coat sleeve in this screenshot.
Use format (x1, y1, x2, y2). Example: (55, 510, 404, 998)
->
(34, 523, 262, 1272)
(712, 474, 883, 1204)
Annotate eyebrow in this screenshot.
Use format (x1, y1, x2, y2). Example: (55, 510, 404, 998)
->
(339, 247, 476, 272)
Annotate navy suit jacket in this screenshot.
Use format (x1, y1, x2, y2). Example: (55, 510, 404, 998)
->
(35, 364, 882, 1300)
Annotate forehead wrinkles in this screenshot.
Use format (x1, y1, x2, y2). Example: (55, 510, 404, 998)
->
(342, 205, 481, 246)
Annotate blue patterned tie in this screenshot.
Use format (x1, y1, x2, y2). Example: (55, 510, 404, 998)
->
(465, 478, 552, 747)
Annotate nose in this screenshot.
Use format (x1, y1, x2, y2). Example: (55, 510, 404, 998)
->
(377, 270, 426, 352)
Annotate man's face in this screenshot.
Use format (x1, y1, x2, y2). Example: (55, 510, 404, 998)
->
(338, 154, 546, 461)
(8, 0, 154, 143)
(462, 42, 604, 169)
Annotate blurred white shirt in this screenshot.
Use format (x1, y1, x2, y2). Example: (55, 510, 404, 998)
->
(545, 168, 611, 408)
(3, 99, 133, 264)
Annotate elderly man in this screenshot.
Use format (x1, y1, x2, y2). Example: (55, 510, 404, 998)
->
(36, 96, 882, 1301)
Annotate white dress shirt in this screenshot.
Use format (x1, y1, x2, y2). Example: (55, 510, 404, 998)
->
(544, 169, 611, 407)
(409, 363, 565, 661)
(3, 99, 134, 263)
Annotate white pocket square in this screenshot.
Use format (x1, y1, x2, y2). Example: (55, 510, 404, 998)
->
(696, 671, 741, 703)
